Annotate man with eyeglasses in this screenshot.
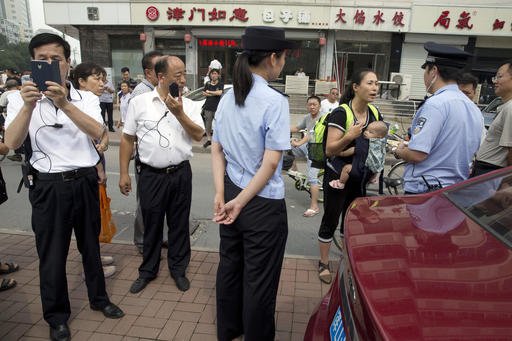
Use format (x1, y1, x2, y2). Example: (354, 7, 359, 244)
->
(320, 87, 340, 115)
(472, 60, 512, 176)
(4, 32, 124, 341)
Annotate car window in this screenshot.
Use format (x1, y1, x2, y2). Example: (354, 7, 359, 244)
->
(444, 172, 512, 248)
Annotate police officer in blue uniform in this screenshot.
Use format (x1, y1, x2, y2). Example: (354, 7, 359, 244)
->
(211, 26, 297, 341)
(393, 42, 483, 193)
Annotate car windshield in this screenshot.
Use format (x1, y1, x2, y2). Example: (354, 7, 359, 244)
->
(444, 172, 512, 248)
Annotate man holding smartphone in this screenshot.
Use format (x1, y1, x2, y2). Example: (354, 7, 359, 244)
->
(4, 33, 124, 341)
(119, 55, 204, 294)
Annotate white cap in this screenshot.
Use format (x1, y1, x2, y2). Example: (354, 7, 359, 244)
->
(209, 59, 222, 70)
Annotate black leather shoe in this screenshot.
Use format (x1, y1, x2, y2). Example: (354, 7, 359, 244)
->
(50, 324, 70, 341)
(173, 275, 190, 292)
(130, 277, 151, 294)
(90, 302, 125, 319)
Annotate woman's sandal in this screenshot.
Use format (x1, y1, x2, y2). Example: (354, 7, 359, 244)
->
(0, 262, 19, 275)
(318, 261, 332, 284)
(0, 278, 17, 292)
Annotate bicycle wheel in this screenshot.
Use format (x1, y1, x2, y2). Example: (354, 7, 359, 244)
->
(386, 161, 406, 195)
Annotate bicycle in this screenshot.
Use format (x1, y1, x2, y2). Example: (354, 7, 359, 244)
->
(286, 168, 324, 202)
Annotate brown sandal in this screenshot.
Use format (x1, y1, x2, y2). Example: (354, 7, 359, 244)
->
(0, 278, 17, 291)
(318, 261, 332, 284)
(0, 262, 19, 275)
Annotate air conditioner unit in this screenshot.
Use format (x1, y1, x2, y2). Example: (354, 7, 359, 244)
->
(390, 72, 412, 101)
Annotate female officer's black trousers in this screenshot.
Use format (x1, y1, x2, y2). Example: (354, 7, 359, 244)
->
(216, 176, 288, 341)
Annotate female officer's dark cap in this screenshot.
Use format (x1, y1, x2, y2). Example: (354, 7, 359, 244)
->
(242, 26, 298, 51)
(421, 41, 472, 69)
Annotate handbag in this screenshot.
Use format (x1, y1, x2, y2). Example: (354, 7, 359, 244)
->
(98, 183, 116, 243)
(0, 166, 7, 205)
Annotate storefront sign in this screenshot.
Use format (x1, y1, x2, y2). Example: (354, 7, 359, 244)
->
(331, 7, 410, 31)
(132, 3, 409, 31)
(412, 6, 512, 36)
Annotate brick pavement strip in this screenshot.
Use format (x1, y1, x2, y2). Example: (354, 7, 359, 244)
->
(0, 232, 337, 340)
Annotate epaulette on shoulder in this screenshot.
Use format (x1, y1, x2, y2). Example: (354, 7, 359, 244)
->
(268, 85, 289, 97)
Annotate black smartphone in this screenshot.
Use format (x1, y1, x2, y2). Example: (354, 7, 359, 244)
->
(169, 82, 180, 98)
(30, 60, 61, 92)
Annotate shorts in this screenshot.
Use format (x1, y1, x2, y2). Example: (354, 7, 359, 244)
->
(291, 144, 320, 185)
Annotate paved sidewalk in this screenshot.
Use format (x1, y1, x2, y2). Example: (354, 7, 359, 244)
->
(0, 232, 335, 340)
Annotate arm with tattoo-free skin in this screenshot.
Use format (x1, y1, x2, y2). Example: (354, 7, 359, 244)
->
(212, 144, 282, 225)
(119, 133, 136, 196)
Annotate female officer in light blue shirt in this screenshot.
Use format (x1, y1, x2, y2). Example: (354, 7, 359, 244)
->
(211, 26, 297, 341)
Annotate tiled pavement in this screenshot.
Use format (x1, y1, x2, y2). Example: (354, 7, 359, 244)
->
(0, 232, 336, 341)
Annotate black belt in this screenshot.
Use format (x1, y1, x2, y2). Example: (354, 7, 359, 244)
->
(140, 161, 188, 174)
(474, 160, 502, 170)
(35, 167, 96, 182)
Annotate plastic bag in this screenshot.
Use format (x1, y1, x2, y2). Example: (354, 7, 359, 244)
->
(99, 183, 116, 243)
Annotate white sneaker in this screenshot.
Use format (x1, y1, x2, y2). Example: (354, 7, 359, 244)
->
(103, 265, 116, 278)
(101, 255, 114, 265)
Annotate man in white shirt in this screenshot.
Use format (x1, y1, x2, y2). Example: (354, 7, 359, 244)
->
(128, 50, 164, 254)
(320, 87, 340, 115)
(119, 55, 204, 294)
(4, 32, 124, 341)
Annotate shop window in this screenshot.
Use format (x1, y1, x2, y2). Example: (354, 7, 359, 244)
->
(111, 36, 143, 88)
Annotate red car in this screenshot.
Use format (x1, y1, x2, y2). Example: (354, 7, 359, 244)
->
(305, 167, 512, 341)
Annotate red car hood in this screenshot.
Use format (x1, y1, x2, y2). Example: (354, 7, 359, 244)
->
(345, 193, 512, 340)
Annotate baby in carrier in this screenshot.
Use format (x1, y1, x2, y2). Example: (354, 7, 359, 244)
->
(329, 120, 388, 189)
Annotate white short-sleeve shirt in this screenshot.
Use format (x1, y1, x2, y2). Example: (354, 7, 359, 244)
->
(123, 88, 204, 168)
(5, 84, 103, 173)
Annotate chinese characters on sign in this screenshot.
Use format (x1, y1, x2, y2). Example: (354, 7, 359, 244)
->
(334, 8, 407, 27)
(493, 19, 505, 30)
(434, 10, 474, 30)
(157, 6, 250, 22)
(261, 9, 311, 24)
(198, 39, 238, 47)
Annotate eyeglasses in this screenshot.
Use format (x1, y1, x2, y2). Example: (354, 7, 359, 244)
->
(492, 74, 509, 82)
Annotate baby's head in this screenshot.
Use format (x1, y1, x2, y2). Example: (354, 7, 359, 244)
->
(364, 121, 388, 139)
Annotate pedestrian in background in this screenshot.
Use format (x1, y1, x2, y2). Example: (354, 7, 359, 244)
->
(72, 61, 117, 279)
(201, 68, 223, 148)
(99, 71, 115, 132)
(320, 87, 339, 115)
(393, 42, 483, 193)
(129, 50, 164, 254)
(211, 26, 297, 341)
(472, 60, 512, 176)
(117, 80, 132, 128)
(4, 32, 124, 341)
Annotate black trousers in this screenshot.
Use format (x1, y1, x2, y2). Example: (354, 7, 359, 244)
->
(137, 162, 192, 279)
(29, 169, 109, 327)
(318, 166, 365, 241)
(216, 176, 288, 341)
(100, 102, 114, 129)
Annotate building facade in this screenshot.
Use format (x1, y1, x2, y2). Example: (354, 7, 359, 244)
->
(43, 0, 512, 101)
(0, 0, 32, 43)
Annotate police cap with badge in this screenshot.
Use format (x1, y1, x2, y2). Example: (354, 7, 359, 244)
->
(242, 26, 298, 51)
(421, 41, 472, 69)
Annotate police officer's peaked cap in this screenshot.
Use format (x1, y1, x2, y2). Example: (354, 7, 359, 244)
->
(242, 26, 298, 51)
(421, 42, 472, 69)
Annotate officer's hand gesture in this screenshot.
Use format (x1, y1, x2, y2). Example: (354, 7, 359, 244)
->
(164, 95, 185, 118)
(346, 121, 364, 140)
(44, 81, 69, 109)
(119, 174, 132, 196)
(20, 81, 42, 109)
(213, 198, 243, 225)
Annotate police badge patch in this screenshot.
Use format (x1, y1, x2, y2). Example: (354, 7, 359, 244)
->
(413, 117, 427, 134)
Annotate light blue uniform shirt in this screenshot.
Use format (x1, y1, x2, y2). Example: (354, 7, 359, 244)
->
(213, 74, 291, 199)
(404, 84, 483, 193)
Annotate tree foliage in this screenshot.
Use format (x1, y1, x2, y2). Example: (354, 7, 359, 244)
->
(0, 34, 31, 72)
